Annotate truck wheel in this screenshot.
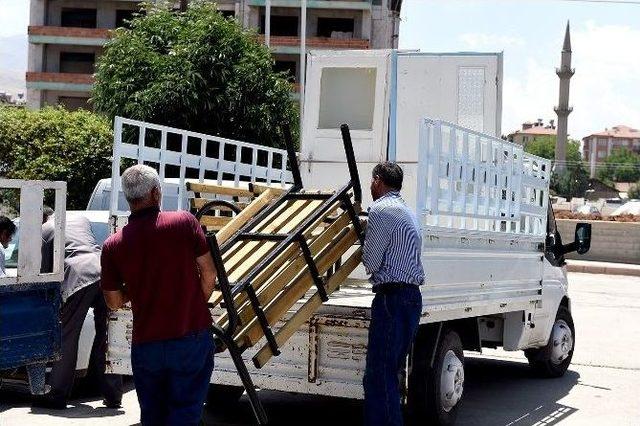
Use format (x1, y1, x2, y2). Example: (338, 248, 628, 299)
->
(525, 305, 575, 378)
(408, 328, 465, 426)
(206, 384, 244, 407)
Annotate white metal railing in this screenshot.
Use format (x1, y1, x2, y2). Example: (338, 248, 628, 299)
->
(0, 179, 66, 285)
(416, 119, 550, 239)
(110, 117, 294, 216)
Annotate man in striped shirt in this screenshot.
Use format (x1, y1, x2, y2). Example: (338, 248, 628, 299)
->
(362, 162, 424, 426)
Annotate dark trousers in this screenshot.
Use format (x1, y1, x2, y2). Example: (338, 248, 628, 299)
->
(131, 329, 215, 426)
(48, 282, 123, 403)
(364, 285, 422, 426)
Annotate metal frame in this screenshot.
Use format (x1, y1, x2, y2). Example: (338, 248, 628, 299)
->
(0, 179, 66, 286)
(110, 117, 294, 216)
(201, 124, 364, 425)
(416, 118, 551, 241)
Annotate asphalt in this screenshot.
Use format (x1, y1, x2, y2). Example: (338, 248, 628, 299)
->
(1, 271, 639, 425)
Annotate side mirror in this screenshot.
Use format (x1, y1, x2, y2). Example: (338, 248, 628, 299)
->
(574, 222, 591, 255)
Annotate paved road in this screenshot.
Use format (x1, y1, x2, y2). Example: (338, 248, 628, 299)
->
(1, 272, 639, 425)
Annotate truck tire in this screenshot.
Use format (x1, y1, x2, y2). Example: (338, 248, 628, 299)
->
(525, 305, 575, 378)
(206, 384, 244, 407)
(408, 328, 465, 426)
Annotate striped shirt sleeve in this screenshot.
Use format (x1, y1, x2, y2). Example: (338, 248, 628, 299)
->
(362, 207, 390, 275)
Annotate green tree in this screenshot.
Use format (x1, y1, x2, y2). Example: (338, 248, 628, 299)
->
(0, 106, 113, 209)
(524, 135, 581, 164)
(92, 2, 298, 149)
(628, 182, 640, 200)
(596, 148, 640, 183)
(524, 136, 588, 200)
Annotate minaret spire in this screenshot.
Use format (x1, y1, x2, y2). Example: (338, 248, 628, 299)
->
(554, 20, 574, 174)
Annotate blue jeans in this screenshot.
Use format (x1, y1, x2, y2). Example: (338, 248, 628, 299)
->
(131, 329, 215, 426)
(364, 285, 422, 426)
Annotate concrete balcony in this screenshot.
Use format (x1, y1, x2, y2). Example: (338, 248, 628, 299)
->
(28, 26, 110, 46)
(249, 0, 372, 10)
(259, 35, 369, 53)
(26, 72, 94, 92)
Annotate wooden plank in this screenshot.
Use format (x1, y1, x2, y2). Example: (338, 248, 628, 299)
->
(199, 216, 233, 228)
(224, 199, 315, 276)
(187, 182, 254, 198)
(215, 188, 279, 246)
(235, 224, 361, 347)
(249, 182, 287, 196)
(253, 248, 363, 368)
(217, 208, 348, 328)
(227, 199, 323, 281)
(218, 212, 350, 326)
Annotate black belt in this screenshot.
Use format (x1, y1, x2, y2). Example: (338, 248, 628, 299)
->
(373, 282, 415, 294)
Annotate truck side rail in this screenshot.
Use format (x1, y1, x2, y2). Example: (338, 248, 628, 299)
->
(416, 118, 551, 241)
(110, 117, 295, 216)
(0, 179, 66, 285)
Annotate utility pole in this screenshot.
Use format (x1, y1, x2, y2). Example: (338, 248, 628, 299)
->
(554, 21, 574, 174)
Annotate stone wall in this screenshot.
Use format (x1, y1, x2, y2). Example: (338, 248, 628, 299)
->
(557, 219, 640, 264)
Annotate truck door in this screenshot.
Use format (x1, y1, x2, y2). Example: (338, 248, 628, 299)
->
(300, 50, 392, 205)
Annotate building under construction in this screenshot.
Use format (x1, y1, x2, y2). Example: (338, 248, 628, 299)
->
(26, 0, 402, 110)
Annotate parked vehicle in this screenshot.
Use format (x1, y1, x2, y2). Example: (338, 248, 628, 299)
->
(105, 49, 592, 425)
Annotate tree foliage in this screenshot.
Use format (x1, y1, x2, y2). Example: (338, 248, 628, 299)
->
(524, 136, 588, 200)
(92, 1, 298, 149)
(596, 148, 640, 183)
(524, 135, 581, 164)
(0, 106, 113, 209)
(628, 182, 640, 200)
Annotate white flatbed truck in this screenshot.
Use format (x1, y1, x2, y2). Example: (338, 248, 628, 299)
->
(105, 50, 591, 425)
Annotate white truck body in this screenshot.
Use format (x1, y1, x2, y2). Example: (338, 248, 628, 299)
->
(106, 50, 577, 421)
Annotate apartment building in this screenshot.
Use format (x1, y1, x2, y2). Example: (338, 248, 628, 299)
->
(26, 0, 402, 110)
(507, 119, 557, 146)
(583, 125, 640, 178)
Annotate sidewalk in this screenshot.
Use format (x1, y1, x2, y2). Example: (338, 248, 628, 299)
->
(566, 259, 640, 277)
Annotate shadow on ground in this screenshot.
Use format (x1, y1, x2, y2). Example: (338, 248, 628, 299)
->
(0, 377, 135, 420)
(203, 357, 580, 426)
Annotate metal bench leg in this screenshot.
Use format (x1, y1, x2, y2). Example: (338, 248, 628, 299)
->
(211, 324, 268, 425)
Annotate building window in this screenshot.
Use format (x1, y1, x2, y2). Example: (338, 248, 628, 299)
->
(115, 10, 136, 28)
(316, 17, 355, 38)
(598, 138, 607, 147)
(274, 60, 296, 82)
(61, 8, 97, 28)
(60, 52, 95, 74)
(318, 67, 376, 130)
(260, 15, 299, 36)
(597, 150, 606, 159)
(522, 136, 528, 144)
(58, 96, 90, 111)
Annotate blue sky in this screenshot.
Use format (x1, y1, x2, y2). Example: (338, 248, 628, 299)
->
(1, 0, 639, 139)
(400, 0, 640, 139)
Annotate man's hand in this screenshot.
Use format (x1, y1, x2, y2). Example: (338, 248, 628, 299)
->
(196, 252, 217, 302)
(103, 289, 130, 311)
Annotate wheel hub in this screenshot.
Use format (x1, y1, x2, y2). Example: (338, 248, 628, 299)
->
(550, 319, 573, 365)
(440, 350, 464, 412)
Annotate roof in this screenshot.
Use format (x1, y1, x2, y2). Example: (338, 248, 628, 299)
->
(584, 125, 640, 140)
(510, 127, 557, 137)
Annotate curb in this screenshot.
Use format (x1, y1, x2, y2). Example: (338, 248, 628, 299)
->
(566, 262, 640, 277)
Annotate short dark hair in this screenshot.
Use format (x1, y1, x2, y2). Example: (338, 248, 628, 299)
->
(372, 162, 403, 190)
(0, 215, 16, 236)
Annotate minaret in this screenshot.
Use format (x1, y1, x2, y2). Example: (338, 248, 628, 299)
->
(554, 21, 574, 174)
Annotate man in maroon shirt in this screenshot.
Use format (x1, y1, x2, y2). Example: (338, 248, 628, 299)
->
(101, 165, 217, 426)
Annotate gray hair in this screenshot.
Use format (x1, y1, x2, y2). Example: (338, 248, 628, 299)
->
(121, 165, 161, 202)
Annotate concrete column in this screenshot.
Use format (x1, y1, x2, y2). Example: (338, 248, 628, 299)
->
(27, 90, 43, 110)
(29, 0, 46, 26)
